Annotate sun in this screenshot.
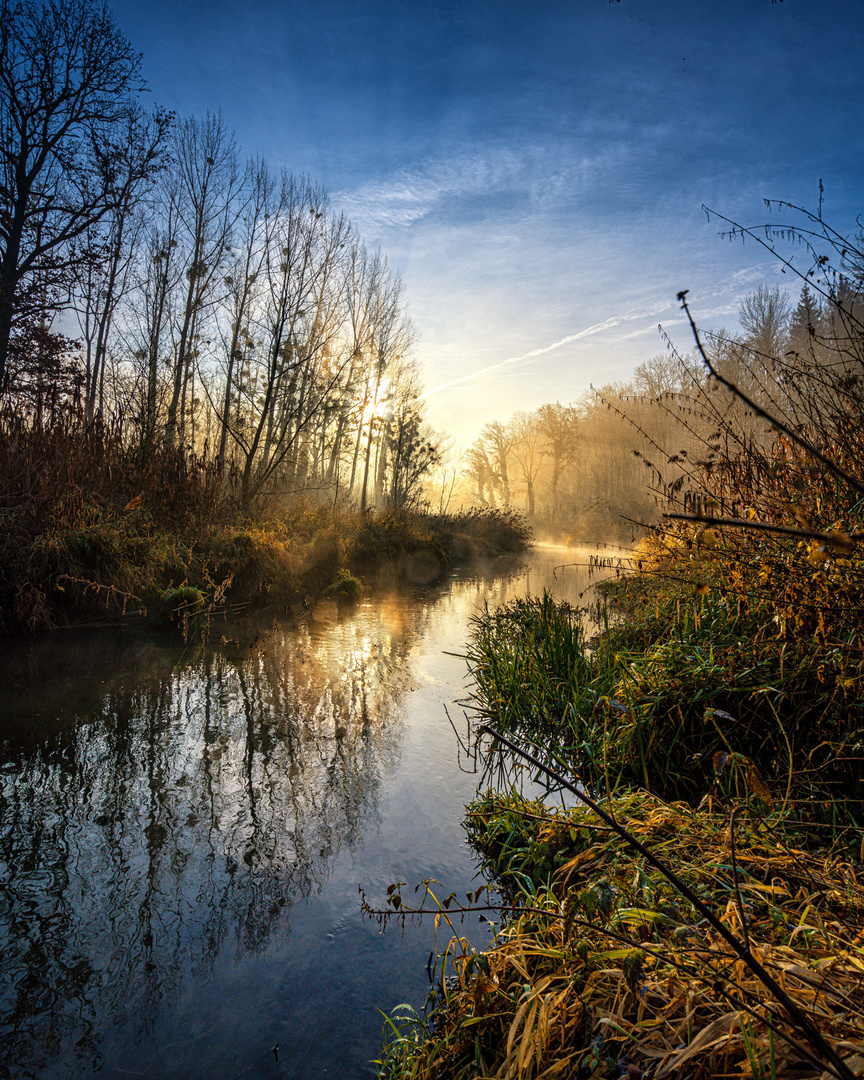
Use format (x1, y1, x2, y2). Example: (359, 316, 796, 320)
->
(361, 379, 391, 425)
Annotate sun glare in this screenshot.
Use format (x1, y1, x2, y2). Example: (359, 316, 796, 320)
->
(361, 379, 391, 425)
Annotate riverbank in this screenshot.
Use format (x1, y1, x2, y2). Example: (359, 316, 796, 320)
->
(379, 785, 864, 1080)
(376, 533, 864, 1079)
(0, 399, 534, 637)
(0, 499, 532, 637)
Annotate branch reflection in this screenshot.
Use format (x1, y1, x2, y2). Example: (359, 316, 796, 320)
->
(0, 601, 424, 1077)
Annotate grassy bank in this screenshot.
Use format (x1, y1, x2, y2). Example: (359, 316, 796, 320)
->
(375, 534, 864, 1078)
(0, 407, 531, 637)
(379, 788, 864, 1080)
(464, 574, 864, 817)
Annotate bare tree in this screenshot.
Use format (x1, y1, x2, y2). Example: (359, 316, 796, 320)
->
(464, 442, 497, 507)
(358, 275, 413, 513)
(633, 353, 686, 397)
(125, 190, 184, 443)
(535, 402, 579, 522)
(212, 155, 272, 466)
(220, 174, 352, 505)
(738, 283, 790, 361)
(344, 249, 389, 498)
(73, 105, 173, 422)
(0, 0, 146, 392)
(164, 111, 245, 445)
(509, 411, 546, 517)
(478, 420, 515, 507)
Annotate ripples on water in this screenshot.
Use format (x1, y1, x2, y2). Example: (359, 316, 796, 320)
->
(0, 544, 627, 1079)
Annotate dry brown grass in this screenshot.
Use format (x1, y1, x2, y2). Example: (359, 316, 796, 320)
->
(376, 791, 864, 1080)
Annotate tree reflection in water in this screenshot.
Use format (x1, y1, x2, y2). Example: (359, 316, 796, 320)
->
(0, 547, 613, 1079)
(0, 603, 420, 1078)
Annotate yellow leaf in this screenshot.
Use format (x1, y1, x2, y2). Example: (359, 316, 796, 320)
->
(746, 763, 773, 805)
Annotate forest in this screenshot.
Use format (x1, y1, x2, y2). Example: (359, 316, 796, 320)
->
(454, 279, 858, 545)
(1, 16, 435, 512)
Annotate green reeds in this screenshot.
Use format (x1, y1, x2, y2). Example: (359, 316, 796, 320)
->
(465, 579, 864, 812)
(465, 591, 600, 739)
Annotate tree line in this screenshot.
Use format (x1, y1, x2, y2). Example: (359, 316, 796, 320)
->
(0, 0, 438, 510)
(457, 274, 864, 541)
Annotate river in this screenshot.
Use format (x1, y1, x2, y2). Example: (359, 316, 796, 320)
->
(0, 543, 625, 1080)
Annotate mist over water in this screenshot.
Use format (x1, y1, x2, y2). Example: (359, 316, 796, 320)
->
(0, 544, 624, 1080)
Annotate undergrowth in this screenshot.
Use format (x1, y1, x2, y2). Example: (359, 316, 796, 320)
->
(466, 557, 864, 818)
(375, 790, 864, 1080)
(0, 405, 532, 636)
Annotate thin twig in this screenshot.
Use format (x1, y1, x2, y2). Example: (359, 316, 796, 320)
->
(664, 511, 861, 547)
(729, 808, 751, 953)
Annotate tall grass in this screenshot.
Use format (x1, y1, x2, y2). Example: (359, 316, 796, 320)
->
(464, 580, 864, 815)
(376, 790, 864, 1080)
(0, 403, 231, 633)
(464, 593, 604, 787)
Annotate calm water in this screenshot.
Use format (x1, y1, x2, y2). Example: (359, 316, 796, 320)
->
(0, 544, 624, 1080)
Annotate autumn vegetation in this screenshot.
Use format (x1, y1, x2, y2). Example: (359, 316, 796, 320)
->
(0, 0, 531, 636)
(7, 2, 864, 1073)
(372, 204, 864, 1080)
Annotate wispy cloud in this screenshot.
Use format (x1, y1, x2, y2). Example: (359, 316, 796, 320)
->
(333, 140, 618, 239)
(333, 149, 503, 234)
(416, 259, 787, 404)
(416, 299, 681, 401)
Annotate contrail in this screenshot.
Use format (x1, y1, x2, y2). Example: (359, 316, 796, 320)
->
(415, 301, 676, 402)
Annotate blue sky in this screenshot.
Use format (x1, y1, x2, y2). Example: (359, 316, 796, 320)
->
(112, 0, 864, 447)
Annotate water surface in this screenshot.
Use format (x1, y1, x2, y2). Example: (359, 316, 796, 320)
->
(0, 544, 622, 1079)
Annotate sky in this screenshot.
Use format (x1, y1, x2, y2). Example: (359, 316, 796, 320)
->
(110, 0, 864, 449)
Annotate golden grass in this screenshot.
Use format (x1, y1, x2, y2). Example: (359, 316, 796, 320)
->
(378, 791, 864, 1079)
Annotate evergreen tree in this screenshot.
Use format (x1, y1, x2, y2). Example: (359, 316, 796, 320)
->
(787, 283, 824, 358)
